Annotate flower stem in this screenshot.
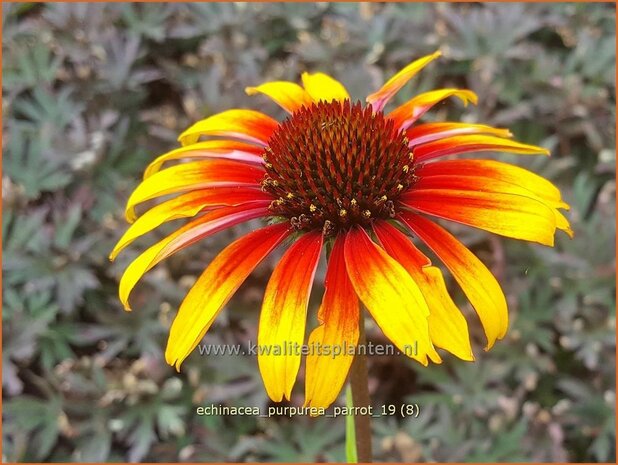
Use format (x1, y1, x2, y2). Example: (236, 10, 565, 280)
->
(345, 385, 358, 463)
(349, 311, 372, 462)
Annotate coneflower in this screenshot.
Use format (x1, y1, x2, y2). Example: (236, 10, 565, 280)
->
(111, 50, 571, 411)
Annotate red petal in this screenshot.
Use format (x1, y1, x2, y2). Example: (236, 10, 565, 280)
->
(119, 204, 270, 310)
(125, 160, 264, 222)
(400, 188, 557, 246)
(305, 234, 360, 408)
(344, 226, 439, 365)
(413, 134, 549, 163)
(388, 89, 477, 131)
(144, 140, 264, 179)
(406, 122, 512, 147)
(111, 187, 271, 260)
(165, 222, 291, 370)
(373, 221, 473, 361)
(259, 231, 323, 402)
(178, 109, 279, 146)
(400, 212, 508, 349)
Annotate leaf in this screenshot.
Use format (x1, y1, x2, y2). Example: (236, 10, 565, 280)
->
(3, 126, 72, 199)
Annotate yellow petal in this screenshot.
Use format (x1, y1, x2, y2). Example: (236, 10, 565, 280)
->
(118, 205, 269, 310)
(301, 72, 350, 103)
(388, 88, 478, 130)
(422, 266, 475, 360)
(374, 221, 474, 361)
(178, 109, 278, 146)
(124, 160, 263, 222)
(110, 188, 270, 260)
(417, 159, 566, 207)
(415, 159, 572, 238)
(401, 213, 508, 349)
(165, 223, 291, 370)
(366, 50, 442, 112)
(144, 141, 264, 179)
(258, 231, 323, 402)
(555, 210, 574, 238)
(343, 226, 439, 365)
(401, 188, 558, 246)
(245, 81, 313, 113)
(305, 234, 359, 409)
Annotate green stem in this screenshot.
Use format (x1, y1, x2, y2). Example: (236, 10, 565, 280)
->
(349, 311, 372, 462)
(345, 385, 358, 463)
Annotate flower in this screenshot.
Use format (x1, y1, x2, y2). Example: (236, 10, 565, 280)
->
(111, 51, 572, 409)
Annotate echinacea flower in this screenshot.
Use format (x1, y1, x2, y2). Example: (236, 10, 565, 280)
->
(111, 51, 572, 409)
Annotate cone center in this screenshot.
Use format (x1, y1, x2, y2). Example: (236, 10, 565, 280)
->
(262, 100, 415, 235)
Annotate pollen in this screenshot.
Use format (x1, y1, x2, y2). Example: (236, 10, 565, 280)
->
(262, 100, 416, 234)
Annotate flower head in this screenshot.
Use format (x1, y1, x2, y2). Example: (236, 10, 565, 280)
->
(112, 51, 572, 408)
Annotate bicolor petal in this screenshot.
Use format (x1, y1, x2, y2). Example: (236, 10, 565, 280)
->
(416, 159, 566, 208)
(400, 188, 557, 246)
(413, 134, 549, 163)
(178, 109, 279, 146)
(301, 72, 350, 103)
(374, 221, 474, 361)
(407, 122, 512, 147)
(125, 160, 264, 222)
(245, 81, 314, 114)
(400, 212, 508, 349)
(388, 88, 478, 131)
(414, 160, 572, 237)
(305, 234, 359, 409)
(343, 226, 439, 365)
(144, 141, 264, 179)
(366, 50, 442, 112)
(111, 188, 271, 260)
(165, 222, 291, 370)
(119, 204, 269, 310)
(258, 231, 323, 402)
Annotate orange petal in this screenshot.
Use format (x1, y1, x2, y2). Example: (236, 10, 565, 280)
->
(119, 204, 269, 311)
(165, 222, 291, 370)
(125, 160, 264, 222)
(305, 234, 359, 409)
(407, 122, 512, 147)
(415, 159, 572, 237)
(400, 212, 508, 349)
(366, 50, 442, 112)
(144, 141, 264, 179)
(111, 188, 271, 260)
(400, 188, 557, 246)
(258, 231, 323, 402)
(388, 88, 478, 131)
(178, 109, 279, 146)
(245, 81, 313, 113)
(343, 226, 439, 365)
(373, 221, 474, 361)
(417, 159, 566, 207)
(301, 72, 350, 103)
(413, 134, 549, 163)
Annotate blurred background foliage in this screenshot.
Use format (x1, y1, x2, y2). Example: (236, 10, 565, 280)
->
(1, 2, 615, 462)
